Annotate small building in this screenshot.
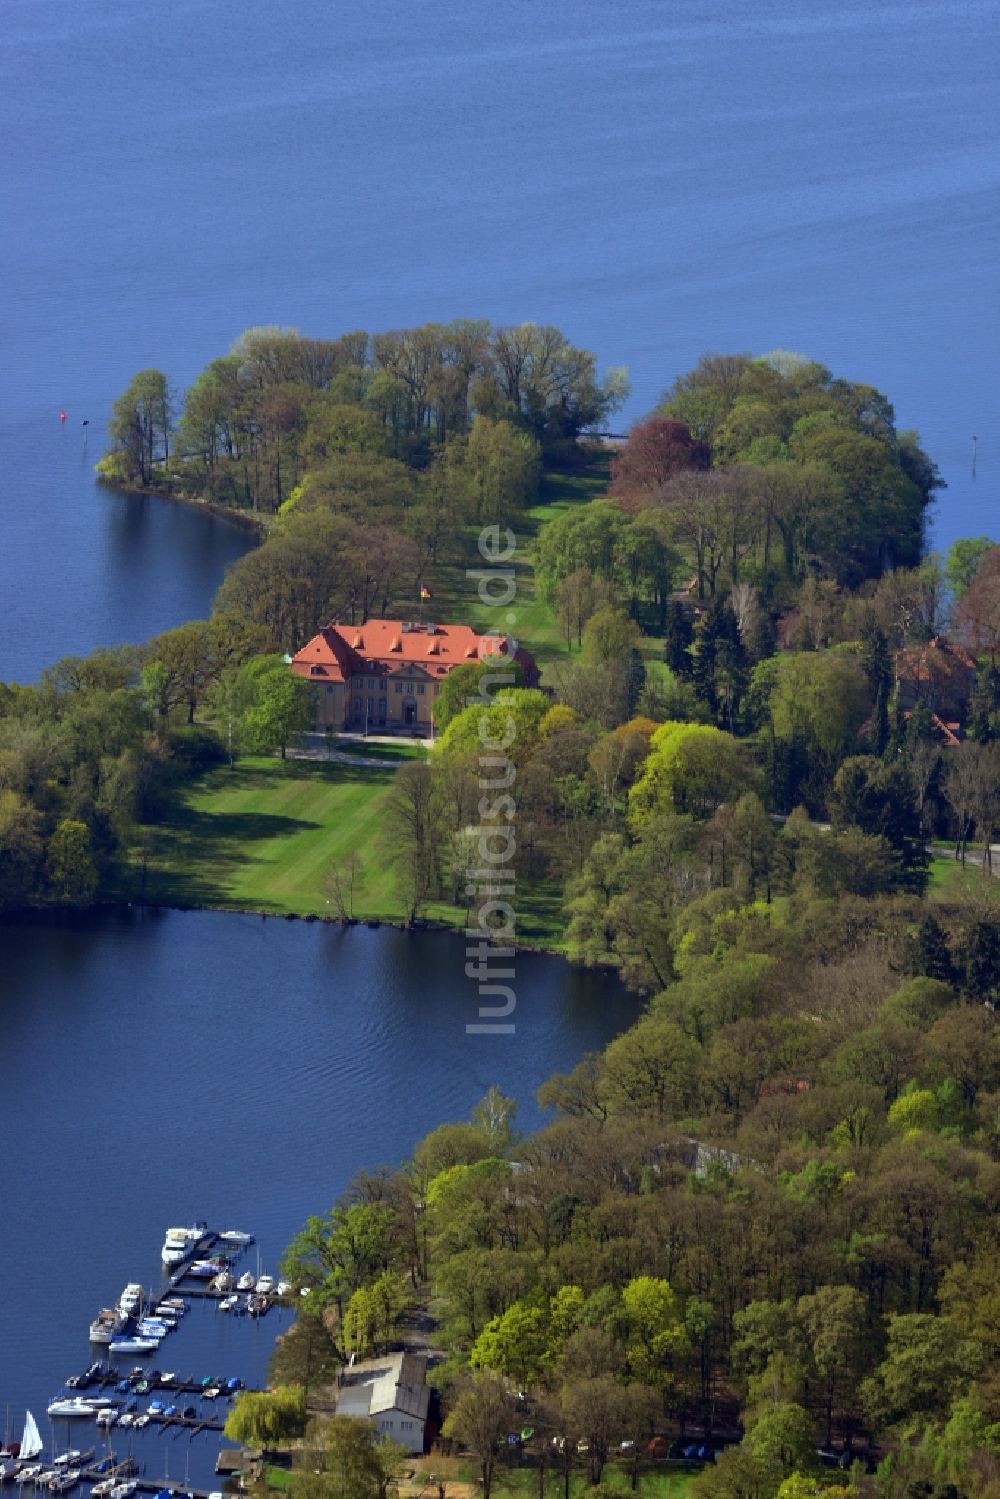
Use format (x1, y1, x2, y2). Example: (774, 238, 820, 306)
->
(335, 1351, 430, 1454)
(895, 636, 976, 720)
(290, 618, 538, 736)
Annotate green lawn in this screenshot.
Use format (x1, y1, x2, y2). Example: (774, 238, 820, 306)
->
(425, 455, 615, 678)
(131, 755, 568, 945)
(333, 738, 429, 761)
(133, 756, 401, 918)
(474, 1462, 698, 1497)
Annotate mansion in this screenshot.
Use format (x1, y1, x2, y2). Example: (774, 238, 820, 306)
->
(290, 617, 538, 735)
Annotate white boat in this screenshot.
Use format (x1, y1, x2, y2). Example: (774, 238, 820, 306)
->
(19, 1414, 42, 1465)
(94, 1411, 116, 1430)
(160, 1224, 205, 1266)
(275, 1280, 291, 1297)
(117, 1284, 143, 1317)
(217, 1295, 238, 1313)
(110, 1484, 136, 1499)
(88, 1309, 125, 1345)
(254, 1275, 274, 1295)
(33, 1473, 57, 1489)
(137, 1320, 171, 1336)
(158, 1298, 186, 1315)
(236, 1272, 254, 1292)
(218, 1230, 252, 1245)
(107, 1336, 159, 1355)
(210, 1270, 233, 1293)
(49, 1455, 81, 1472)
(48, 1471, 79, 1493)
(0, 1460, 18, 1483)
(46, 1399, 110, 1419)
(14, 1470, 41, 1487)
(188, 1258, 225, 1279)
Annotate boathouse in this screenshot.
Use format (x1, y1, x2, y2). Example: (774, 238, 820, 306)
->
(334, 1350, 430, 1453)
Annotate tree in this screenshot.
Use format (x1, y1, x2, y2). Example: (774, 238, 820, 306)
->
(143, 620, 218, 723)
(342, 1270, 410, 1357)
(432, 657, 525, 731)
(46, 819, 98, 905)
(0, 789, 44, 909)
(269, 1312, 341, 1400)
(471, 1300, 549, 1386)
(745, 1403, 816, 1476)
(663, 600, 695, 676)
(561, 1377, 658, 1487)
(235, 655, 314, 758)
(610, 416, 708, 509)
(106, 369, 173, 486)
(462, 415, 541, 527)
(381, 761, 439, 923)
(629, 721, 753, 824)
(443, 1372, 516, 1499)
(604, 1019, 699, 1121)
(292, 1415, 404, 1499)
(555, 569, 612, 650)
(954, 546, 1000, 659)
(945, 536, 996, 598)
(281, 1201, 395, 1317)
(796, 1286, 868, 1449)
(224, 1386, 306, 1445)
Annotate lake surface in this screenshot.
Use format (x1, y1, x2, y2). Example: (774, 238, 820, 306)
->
(2, 0, 998, 679)
(0, 908, 639, 1472)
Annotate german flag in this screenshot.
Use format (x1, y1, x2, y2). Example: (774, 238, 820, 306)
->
(420, 586, 431, 600)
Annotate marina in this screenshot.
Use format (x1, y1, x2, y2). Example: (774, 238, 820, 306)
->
(3, 1225, 285, 1499)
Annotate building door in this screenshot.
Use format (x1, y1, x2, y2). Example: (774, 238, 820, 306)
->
(378, 698, 387, 724)
(404, 700, 416, 727)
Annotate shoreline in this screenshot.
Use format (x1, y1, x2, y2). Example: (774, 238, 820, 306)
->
(0, 894, 583, 962)
(98, 476, 269, 536)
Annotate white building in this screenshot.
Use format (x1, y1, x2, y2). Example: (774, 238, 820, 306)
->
(334, 1351, 430, 1454)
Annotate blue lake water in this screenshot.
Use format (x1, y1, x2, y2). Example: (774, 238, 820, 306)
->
(0, 909, 639, 1473)
(2, 0, 998, 681)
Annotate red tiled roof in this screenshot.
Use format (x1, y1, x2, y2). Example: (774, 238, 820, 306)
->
(290, 619, 528, 685)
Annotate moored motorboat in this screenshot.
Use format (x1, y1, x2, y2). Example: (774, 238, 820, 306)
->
(217, 1295, 238, 1313)
(45, 1398, 113, 1419)
(188, 1256, 227, 1279)
(218, 1230, 253, 1246)
(160, 1224, 206, 1266)
(107, 1336, 159, 1355)
(117, 1284, 143, 1317)
(236, 1272, 254, 1292)
(88, 1308, 124, 1344)
(254, 1275, 274, 1295)
(14, 1470, 41, 1487)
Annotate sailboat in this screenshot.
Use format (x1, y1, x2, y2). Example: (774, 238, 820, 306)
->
(19, 1413, 42, 1463)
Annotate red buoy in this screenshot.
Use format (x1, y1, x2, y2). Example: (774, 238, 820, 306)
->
(60, 410, 66, 423)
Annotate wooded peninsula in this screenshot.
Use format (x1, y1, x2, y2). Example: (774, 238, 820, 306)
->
(2, 324, 999, 1497)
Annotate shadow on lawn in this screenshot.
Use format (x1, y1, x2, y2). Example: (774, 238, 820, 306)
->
(140, 804, 323, 909)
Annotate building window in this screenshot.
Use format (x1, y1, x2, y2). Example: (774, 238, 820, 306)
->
(417, 684, 425, 695)
(354, 697, 362, 712)
(406, 681, 414, 695)
(368, 677, 375, 689)
(367, 697, 374, 716)
(326, 685, 333, 695)
(395, 682, 402, 694)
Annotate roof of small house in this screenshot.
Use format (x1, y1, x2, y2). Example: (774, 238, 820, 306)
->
(335, 1351, 430, 1423)
(895, 635, 977, 685)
